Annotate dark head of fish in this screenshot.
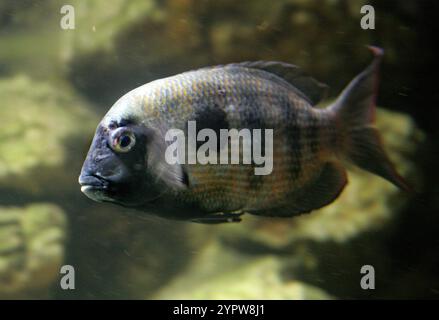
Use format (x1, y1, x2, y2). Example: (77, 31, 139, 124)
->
(79, 121, 161, 207)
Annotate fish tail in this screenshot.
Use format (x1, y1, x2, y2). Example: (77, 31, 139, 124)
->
(329, 46, 411, 192)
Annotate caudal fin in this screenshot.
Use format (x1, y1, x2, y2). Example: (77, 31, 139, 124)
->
(329, 46, 411, 191)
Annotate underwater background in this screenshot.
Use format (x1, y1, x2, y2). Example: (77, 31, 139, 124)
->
(0, 0, 437, 299)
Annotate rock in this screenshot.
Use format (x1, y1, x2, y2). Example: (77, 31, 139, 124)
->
(152, 240, 331, 300)
(0, 203, 67, 299)
(0, 75, 98, 198)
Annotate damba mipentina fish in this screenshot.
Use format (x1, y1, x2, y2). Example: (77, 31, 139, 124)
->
(79, 46, 409, 223)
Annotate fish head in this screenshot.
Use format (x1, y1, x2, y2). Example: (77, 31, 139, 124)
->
(78, 119, 158, 207)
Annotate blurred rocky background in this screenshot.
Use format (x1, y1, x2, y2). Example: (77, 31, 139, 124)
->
(0, 0, 437, 299)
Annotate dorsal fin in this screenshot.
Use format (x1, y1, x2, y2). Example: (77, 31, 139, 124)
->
(228, 61, 328, 105)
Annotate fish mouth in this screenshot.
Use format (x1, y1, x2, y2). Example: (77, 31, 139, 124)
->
(78, 174, 113, 202)
(79, 174, 109, 189)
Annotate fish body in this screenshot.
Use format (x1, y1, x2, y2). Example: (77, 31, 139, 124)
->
(79, 47, 408, 223)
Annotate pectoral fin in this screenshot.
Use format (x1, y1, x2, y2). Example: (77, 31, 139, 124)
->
(191, 211, 244, 224)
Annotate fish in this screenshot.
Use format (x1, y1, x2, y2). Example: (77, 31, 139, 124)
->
(78, 46, 409, 224)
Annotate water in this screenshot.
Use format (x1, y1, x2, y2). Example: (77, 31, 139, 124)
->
(0, 0, 436, 299)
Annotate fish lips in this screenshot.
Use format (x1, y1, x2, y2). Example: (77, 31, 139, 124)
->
(78, 174, 114, 202)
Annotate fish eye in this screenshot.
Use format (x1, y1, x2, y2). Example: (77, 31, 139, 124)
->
(110, 128, 136, 153)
